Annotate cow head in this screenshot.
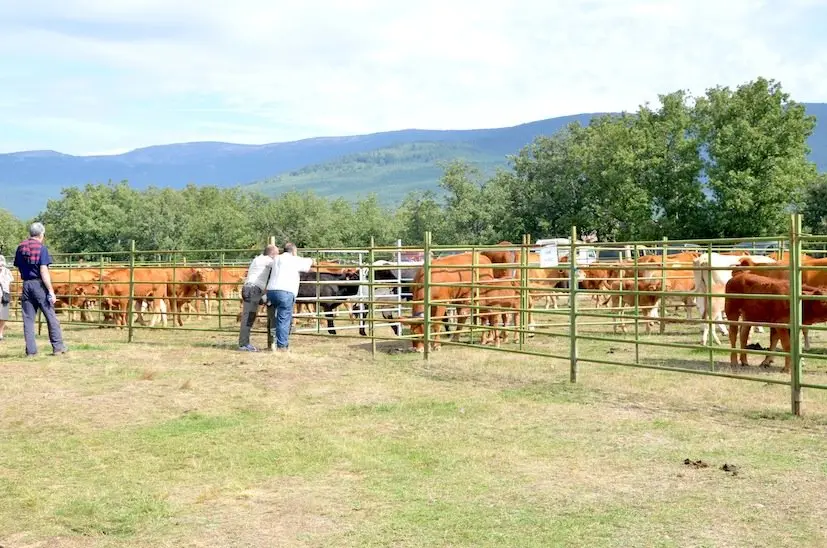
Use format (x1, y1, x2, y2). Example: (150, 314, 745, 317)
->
(803, 287, 827, 319)
(638, 279, 663, 293)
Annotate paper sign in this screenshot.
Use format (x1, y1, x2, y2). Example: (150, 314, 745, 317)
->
(539, 244, 559, 267)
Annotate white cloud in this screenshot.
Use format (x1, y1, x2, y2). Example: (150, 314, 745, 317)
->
(0, 0, 825, 153)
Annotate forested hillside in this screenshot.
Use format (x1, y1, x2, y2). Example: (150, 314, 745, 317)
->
(3, 78, 826, 256)
(0, 115, 595, 218)
(243, 142, 505, 202)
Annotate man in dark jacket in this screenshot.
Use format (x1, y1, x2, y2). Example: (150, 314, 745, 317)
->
(13, 222, 67, 357)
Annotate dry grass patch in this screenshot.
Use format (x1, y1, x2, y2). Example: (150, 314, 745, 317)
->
(2, 319, 827, 546)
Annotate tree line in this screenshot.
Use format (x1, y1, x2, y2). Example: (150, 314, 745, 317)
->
(2, 77, 826, 257)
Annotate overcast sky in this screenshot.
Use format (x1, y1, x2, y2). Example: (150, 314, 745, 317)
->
(1, 0, 826, 155)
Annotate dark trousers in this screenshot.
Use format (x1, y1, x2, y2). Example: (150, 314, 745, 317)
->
(266, 290, 295, 349)
(238, 284, 264, 347)
(21, 279, 65, 356)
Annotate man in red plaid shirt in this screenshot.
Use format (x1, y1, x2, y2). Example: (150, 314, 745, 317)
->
(13, 222, 67, 357)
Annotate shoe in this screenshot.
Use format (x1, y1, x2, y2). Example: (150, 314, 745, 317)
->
(238, 344, 259, 352)
(276, 347, 290, 353)
(51, 346, 68, 356)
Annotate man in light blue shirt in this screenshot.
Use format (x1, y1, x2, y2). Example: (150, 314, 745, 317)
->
(266, 242, 313, 351)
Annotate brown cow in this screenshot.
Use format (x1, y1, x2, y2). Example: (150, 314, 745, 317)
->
(725, 273, 827, 373)
(482, 244, 569, 324)
(735, 256, 827, 351)
(608, 279, 663, 334)
(638, 258, 696, 320)
(49, 267, 116, 321)
(194, 266, 246, 319)
(166, 267, 209, 326)
(406, 252, 494, 352)
(477, 278, 520, 346)
(99, 266, 206, 327)
(481, 241, 518, 279)
(100, 267, 170, 327)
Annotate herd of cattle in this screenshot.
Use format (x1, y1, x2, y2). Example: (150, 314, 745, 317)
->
(5, 242, 827, 373)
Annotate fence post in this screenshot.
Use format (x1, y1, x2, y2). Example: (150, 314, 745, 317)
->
(790, 214, 803, 416)
(368, 236, 376, 358)
(218, 252, 225, 330)
(98, 253, 105, 323)
(519, 234, 529, 349)
(659, 236, 668, 334)
(396, 238, 403, 336)
(267, 236, 275, 350)
(471, 246, 478, 345)
(706, 241, 715, 371)
(569, 226, 579, 383)
(423, 231, 432, 360)
(633, 243, 640, 364)
(127, 239, 136, 343)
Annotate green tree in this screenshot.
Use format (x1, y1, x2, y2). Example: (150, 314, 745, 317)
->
(349, 194, 402, 246)
(40, 181, 141, 254)
(696, 77, 818, 237)
(438, 160, 505, 244)
(0, 208, 26, 258)
(396, 190, 447, 245)
(180, 186, 258, 252)
(802, 173, 827, 234)
(634, 91, 708, 238)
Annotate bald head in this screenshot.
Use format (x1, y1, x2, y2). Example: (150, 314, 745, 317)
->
(264, 244, 278, 258)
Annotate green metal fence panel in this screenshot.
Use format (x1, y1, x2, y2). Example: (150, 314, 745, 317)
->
(6, 215, 827, 416)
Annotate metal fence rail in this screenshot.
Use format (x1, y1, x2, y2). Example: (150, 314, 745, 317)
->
(3, 215, 826, 415)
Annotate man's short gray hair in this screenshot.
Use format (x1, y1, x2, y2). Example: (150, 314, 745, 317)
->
(284, 242, 296, 254)
(29, 222, 45, 237)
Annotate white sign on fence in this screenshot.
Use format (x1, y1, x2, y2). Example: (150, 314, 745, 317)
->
(539, 244, 559, 267)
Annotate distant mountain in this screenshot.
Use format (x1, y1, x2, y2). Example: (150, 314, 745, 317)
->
(1, 106, 824, 219)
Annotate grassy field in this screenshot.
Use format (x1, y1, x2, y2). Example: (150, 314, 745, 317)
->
(3, 308, 827, 547)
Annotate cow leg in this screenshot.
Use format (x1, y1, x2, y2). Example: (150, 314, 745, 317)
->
(453, 307, 473, 342)
(761, 327, 779, 368)
(177, 297, 186, 327)
(739, 323, 752, 367)
(612, 295, 623, 334)
(354, 302, 368, 336)
(324, 304, 337, 335)
(779, 328, 793, 374)
(711, 298, 726, 346)
(430, 305, 445, 350)
(644, 303, 660, 334)
(729, 320, 740, 368)
(803, 327, 811, 352)
(697, 297, 710, 345)
(493, 313, 503, 347)
(381, 310, 402, 336)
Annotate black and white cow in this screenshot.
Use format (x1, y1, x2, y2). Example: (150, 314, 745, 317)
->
(296, 270, 361, 335)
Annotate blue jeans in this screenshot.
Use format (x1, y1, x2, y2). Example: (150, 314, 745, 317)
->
(266, 290, 294, 349)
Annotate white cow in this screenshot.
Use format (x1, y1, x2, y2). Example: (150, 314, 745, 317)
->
(693, 253, 776, 345)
